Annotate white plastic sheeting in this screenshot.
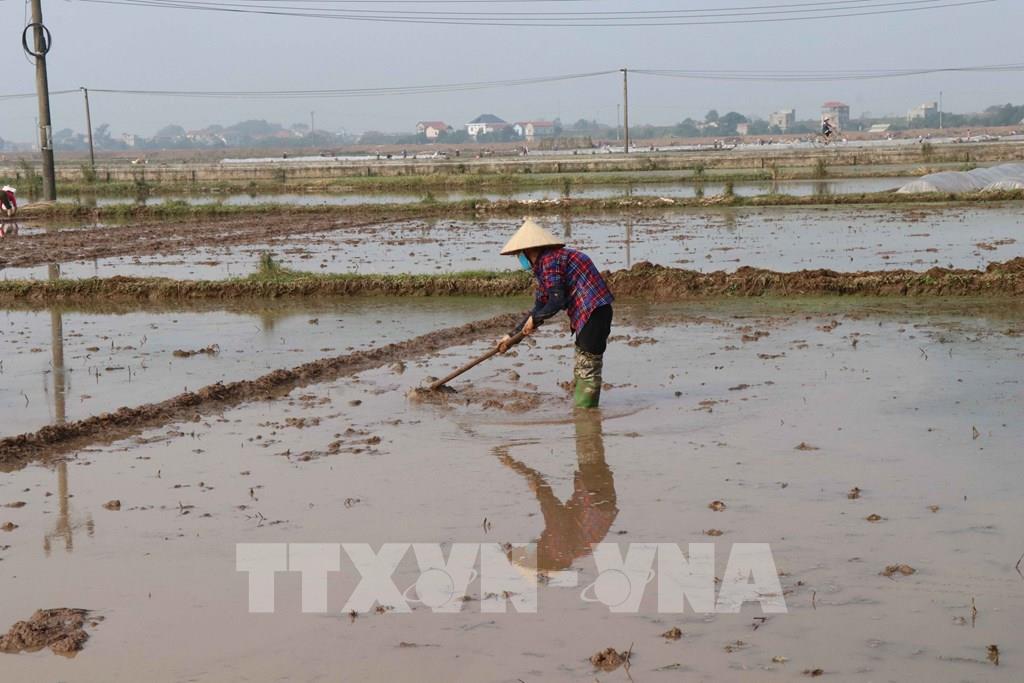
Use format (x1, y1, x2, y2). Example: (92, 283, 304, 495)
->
(898, 163, 1024, 193)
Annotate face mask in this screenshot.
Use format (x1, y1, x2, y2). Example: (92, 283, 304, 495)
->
(517, 253, 532, 271)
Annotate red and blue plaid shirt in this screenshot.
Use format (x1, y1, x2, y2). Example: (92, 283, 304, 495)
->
(527, 247, 613, 333)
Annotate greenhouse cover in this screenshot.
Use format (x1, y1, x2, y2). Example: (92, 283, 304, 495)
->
(898, 163, 1024, 193)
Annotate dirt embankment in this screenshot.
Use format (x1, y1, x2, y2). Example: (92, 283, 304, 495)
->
(606, 258, 1024, 297)
(4, 259, 1024, 304)
(13, 189, 1024, 226)
(0, 313, 519, 469)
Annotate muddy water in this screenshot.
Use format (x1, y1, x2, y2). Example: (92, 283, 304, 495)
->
(0, 297, 515, 435)
(5, 204, 1023, 282)
(0, 300, 1021, 681)
(51, 177, 901, 209)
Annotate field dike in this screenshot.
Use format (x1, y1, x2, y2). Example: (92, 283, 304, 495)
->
(3, 258, 1024, 304)
(0, 312, 519, 469)
(15, 189, 1024, 221)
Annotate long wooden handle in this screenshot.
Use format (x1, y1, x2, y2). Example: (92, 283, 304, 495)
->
(428, 331, 526, 390)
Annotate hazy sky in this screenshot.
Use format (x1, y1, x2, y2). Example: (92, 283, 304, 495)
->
(2, 0, 1021, 140)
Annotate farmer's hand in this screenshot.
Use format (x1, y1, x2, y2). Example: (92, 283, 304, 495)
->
(496, 335, 513, 353)
(522, 316, 536, 336)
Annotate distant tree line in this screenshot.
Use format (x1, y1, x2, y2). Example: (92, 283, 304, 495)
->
(43, 103, 1024, 152)
(51, 119, 354, 152)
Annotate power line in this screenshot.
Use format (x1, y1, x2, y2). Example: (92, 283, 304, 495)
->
(78, 0, 999, 26)
(87, 71, 617, 98)
(75, 0, 991, 13)
(0, 89, 78, 101)
(3, 59, 1021, 102)
(0, 72, 615, 101)
(634, 62, 1024, 82)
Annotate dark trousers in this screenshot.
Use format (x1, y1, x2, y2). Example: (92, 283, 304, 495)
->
(575, 305, 613, 355)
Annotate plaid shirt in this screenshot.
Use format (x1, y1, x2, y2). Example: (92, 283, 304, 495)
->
(528, 247, 613, 333)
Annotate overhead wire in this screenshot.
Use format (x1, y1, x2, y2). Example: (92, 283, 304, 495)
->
(3, 59, 1022, 102)
(76, 0, 999, 27)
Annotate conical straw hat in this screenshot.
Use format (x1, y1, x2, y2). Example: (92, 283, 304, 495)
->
(500, 217, 565, 255)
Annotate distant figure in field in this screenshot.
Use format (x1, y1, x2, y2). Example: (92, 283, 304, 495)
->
(821, 117, 835, 140)
(0, 186, 17, 218)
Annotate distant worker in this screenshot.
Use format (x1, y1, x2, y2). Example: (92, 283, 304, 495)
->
(821, 117, 835, 140)
(0, 186, 16, 217)
(496, 218, 614, 408)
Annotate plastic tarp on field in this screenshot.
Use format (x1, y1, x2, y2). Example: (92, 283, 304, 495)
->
(898, 163, 1024, 193)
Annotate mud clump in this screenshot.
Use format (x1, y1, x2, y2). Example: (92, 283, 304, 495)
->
(0, 609, 96, 656)
(881, 564, 916, 577)
(406, 384, 457, 402)
(590, 647, 629, 671)
(172, 345, 219, 358)
(661, 627, 683, 640)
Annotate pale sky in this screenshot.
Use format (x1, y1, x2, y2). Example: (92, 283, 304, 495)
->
(1, 0, 1021, 140)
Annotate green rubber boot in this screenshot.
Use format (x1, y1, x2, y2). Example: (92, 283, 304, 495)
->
(574, 377, 602, 408)
(573, 348, 604, 409)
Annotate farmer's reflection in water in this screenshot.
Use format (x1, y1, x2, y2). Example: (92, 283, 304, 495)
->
(499, 412, 618, 572)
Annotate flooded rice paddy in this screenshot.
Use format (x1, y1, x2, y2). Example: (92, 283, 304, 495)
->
(3, 205, 1022, 281)
(0, 298, 512, 433)
(0, 299, 1021, 680)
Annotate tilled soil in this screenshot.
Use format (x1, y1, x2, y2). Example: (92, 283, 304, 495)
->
(0, 214, 380, 269)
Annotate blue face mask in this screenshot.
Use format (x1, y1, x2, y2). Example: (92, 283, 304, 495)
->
(517, 253, 532, 271)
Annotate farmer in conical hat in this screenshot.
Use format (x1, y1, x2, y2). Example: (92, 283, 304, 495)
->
(497, 217, 614, 408)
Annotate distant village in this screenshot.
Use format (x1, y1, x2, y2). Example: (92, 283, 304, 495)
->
(2, 101, 1021, 153)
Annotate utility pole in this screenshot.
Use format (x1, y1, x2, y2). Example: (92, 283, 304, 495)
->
(621, 68, 630, 153)
(310, 111, 315, 135)
(616, 104, 621, 142)
(939, 91, 943, 130)
(81, 88, 95, 170)
(26, 0, 57, 200)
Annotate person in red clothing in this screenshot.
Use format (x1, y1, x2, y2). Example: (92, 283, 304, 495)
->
(497, 218, 614, 408)
(0, 186, 16, 218)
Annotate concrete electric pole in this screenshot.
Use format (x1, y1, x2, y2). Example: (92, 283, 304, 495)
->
(25, 0, 57, 200)
(82, 88, 95, 170)
(621, 68, 630, 154)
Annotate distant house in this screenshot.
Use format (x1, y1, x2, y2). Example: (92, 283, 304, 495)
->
(822, 101, 851, 130)
(735, 122, 750, 136)
(122, 133, 139, 147)
(466, 114, 509, 138)
(416, 121, 452, 140)
(512, 121, 556, 141)
(907, 102, 938, 123)
(868, 123, 892, 134)
(768, 109, 796, 132)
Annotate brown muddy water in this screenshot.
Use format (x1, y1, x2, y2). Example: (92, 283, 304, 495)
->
(4, 205, 1021, 281)
(0, 298, 514, 434)
(0, 299, 1021, 681)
